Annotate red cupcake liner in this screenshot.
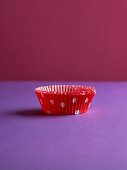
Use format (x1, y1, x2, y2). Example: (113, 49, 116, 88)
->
(35, 85, 96, 115)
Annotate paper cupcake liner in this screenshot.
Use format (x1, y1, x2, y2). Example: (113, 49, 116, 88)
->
(35, 85, 96, 115)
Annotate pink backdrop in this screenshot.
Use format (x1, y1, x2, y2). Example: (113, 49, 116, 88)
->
(0, 0, 127, 81)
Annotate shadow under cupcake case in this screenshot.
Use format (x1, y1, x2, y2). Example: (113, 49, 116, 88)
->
(35, 85, 96, 115)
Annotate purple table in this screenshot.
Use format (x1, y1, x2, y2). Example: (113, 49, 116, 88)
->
(0, 82, 127, 170)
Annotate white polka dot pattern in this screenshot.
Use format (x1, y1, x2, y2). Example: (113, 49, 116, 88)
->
(85, 97, 89, 103)
(72, 98, 77, 103)
(75, 110, 80, 115)
(50, 99, 54, 105)
(60, 102, 65, 108)
(47, 110, 51, 114)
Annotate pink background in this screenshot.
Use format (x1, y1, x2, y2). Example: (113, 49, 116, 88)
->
(0, 0, 127, 81)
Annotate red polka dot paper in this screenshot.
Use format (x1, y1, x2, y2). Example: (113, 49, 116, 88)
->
(35, 85, 96, 115)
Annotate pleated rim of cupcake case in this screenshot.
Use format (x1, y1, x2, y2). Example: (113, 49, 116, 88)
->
(35, 85, 96, 95)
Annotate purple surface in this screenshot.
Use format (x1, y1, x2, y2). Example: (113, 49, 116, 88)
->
(0, 82, 127, 170)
